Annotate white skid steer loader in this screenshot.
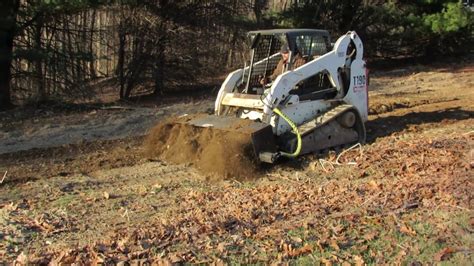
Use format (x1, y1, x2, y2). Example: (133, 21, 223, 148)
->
(170, 29, 368, 163)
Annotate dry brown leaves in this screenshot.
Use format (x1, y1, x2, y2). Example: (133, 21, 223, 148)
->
(5, 132, 473, 264)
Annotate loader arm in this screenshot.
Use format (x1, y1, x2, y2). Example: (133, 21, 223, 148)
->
(262, 31, 364, 121)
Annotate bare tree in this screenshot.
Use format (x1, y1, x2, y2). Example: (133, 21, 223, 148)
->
(0, 0, 19, 110)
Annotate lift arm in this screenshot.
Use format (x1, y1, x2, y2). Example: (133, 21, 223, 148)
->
(262, 31, 364, 120)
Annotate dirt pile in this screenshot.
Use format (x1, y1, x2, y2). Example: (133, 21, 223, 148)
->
(144, 115, 263, 179)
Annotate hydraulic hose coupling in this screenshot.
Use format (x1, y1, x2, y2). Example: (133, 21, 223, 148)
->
(272, 108, 302, 158)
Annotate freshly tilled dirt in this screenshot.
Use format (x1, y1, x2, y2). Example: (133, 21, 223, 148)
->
(144, 116, 262, 179)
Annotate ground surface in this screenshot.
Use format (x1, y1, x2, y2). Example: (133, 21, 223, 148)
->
(0, 62, 473, 264)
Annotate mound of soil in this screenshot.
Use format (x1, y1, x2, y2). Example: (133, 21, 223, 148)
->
(144, 115, 263, 179)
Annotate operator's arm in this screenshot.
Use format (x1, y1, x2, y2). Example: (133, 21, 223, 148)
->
(269, 59, 284, 81)
(261, 59, 284, 85)
(293, 56, 306, 69)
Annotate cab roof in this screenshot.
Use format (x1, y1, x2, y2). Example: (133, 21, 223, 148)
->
(248, 29, 330, 38)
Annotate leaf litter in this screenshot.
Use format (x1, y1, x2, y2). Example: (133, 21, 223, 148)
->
(1, 66, 474, 264)
(2, 124, 472, 264)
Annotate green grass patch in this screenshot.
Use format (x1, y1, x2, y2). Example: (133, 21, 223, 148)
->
(51, 194, 77, 208)
(286, 209, 473, 264)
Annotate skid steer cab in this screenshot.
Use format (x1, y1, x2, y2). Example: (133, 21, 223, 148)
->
(184, 29, 369, 164)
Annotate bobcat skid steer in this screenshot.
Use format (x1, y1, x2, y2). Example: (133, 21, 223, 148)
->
(171, 29, 368, 163)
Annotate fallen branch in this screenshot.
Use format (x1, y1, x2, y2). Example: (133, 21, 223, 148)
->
(336, 143, 363, 165)
(462, 130, 473, 136)
(121, 207, 130, 222)
(100, 105, 135, 110)
(439, 203, 471, 211)
(361, 191, 383, 207)
(318, 143, 364, 172)
(319, 159, 335, 173)
(0, 171, 7, 184)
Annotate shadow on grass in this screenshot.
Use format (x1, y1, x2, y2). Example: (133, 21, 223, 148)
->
(278, 107, 473, 171)
(366, 107, 473, 143)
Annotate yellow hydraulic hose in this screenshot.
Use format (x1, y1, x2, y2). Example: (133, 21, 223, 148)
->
(272, 107, 302, 158)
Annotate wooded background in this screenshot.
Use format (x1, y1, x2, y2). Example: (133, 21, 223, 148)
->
(0, 0, 472, 109)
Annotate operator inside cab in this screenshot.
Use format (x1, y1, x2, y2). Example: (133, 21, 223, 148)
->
(259, 44, 306, 86)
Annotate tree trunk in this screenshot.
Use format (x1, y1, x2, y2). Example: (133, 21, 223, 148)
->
(117, 25, 126, 99)
(0, 0, 19, 110)
(89, 9, 97, 79)
(153, 24, 166, 96)
(253, 0, 267, 26)
(153, 52, 164, 96)
(34, 15, 46, 102)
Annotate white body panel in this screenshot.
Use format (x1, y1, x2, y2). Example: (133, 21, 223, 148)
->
(271, 100, 332, 135)
(343, 59, 368, 122)
(215, 31, 368, 136)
